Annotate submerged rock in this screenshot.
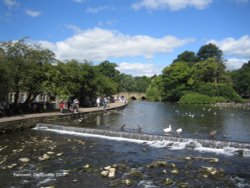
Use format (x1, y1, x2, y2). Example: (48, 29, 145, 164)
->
(39, 154, 50, 161)
(171, 169, 179, 175)
(47, 151, 55, 155)
(56, 152, 63, 156)
(146, 160, 168, 168)
(19, 158, 30, 163)
(7, 163, 17, 169)
(83, 164, 90, 169)
(165, 178, 173, 185)
(100, 170, 109, 177)
(123, 179, 133, 186)
(101, 166, 116, 178)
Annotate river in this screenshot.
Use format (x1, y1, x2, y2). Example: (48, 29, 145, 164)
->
(0, 101, 250, 187)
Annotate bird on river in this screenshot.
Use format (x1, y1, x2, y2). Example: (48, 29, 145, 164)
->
(176, 128, 182, 135)
(137, 124, 142, 133)
(105, 124, 110, 128)
(163, 125, 172, 133)
(121, 124, 126, 131)
(209, 130, 217, 137)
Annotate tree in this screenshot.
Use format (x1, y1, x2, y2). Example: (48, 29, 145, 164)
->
(197, 43, 223, 62)
(192, 58, 226, 85)
(0, 48, 10, 103)
(161, 62, 193, 101)
(134, 76, 151, 92)
(146, 76, 163, 101)
(231, 61, 250, 98)
(1, 39, 55, 111)
(97, 61, 120, 83)
(23, 48, 55, 104)
(118, 74, 136, 92)
(173, 51, 198, 65)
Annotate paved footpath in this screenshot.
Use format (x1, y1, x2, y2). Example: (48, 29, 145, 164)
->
(0, 102, 127, 123)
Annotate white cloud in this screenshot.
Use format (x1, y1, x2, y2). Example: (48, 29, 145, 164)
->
(4, 0, 19, 9)
(117, 62, 162, 76)
(26, 9, 41, 17)
(209, 35, 250, 58)
(132, 0, 212, 11)
(64, 24, 82, 33)
(86, 6, 114, 13)
(97, 20, 117, 27)
(224, 58, 248, 70)
(38, 27, 195, 62)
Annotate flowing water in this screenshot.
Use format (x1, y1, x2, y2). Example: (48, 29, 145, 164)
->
(0, 101, 250, 187)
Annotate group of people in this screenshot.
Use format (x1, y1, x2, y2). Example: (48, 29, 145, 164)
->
(59, 95, 127, 113)
(96, 96, 109, 108)
(59, 98, 79, 113)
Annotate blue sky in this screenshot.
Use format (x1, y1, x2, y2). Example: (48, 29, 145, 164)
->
(1, 0, 250, 76)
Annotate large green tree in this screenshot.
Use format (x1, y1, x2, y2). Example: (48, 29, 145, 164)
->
(161, 62, 193, 101)
(192, 58, 227, 85)
(197, 43, 223, 62)
(231, 61, 250, 98)
(146, 75, 163, 101)
(173, 51, 198, 65)
(1, 39, 55, 109)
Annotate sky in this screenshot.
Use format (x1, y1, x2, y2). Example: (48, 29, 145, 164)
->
(0, 0, 250, 76)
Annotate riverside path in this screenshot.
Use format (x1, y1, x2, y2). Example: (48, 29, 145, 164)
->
(0, 102, 127, 124)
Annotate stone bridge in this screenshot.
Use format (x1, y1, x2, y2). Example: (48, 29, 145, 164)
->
(114, 92, 146, 100)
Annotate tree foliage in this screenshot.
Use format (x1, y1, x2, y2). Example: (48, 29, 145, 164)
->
(156, 43, 242, 103)
(161, 62, 193, 101)
(1, 39, 150, 111)
(231, 61, 250, 98)
(197, 43, 223, 62)
(1, 39, 55, 109)
(173, 51, 198, 65)
(146, 76, 163, 101)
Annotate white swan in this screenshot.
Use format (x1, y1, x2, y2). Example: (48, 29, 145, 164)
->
(163, 125, 172, 133)
(176, 128, 182, 135)
(209, 130, 217, 137)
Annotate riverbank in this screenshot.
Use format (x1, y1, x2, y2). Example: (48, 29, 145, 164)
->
(0, 102, 127, 134)
(213, 102, 250, 108)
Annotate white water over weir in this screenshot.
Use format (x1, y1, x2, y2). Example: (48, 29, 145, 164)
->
(35, 123, 250, 157)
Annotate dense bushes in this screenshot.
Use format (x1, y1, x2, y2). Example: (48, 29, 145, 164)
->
(179, 93, 214, 104)
(179, 91, 242, 104)
(197, 83, 243, 102)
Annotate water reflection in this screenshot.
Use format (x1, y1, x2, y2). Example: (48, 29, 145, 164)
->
(70, 101, 250, 142)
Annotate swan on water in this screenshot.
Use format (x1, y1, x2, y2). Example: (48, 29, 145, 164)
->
(176, 128, 182, 135)
(163, 125, 172, 133)
(121, 124, 126, 131)
(209, 130, 217, 137)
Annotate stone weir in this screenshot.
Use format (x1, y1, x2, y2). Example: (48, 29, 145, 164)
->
(35, 123, 250, 157)
(0, 103, 127, 134)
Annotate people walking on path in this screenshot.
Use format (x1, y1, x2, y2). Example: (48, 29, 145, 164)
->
(73, 98, 79, 113)
(59, 101, 64, 114)
(103, 97, 108, 108)
(96, 97, 100, 108)
(67, 99, 72, 111)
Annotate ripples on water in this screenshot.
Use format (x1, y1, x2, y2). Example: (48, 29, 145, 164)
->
(0, 101, 250, 187)
(63, 101, 250, 142)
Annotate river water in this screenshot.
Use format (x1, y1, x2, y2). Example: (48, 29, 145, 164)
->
(0, 101, 250, 187)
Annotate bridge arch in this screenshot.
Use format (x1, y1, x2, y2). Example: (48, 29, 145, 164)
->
(114, 92, 146, 101)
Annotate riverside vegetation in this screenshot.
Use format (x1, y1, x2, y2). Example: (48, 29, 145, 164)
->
(0, 39, 250, 113)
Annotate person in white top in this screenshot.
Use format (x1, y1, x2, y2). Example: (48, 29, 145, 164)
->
(96, 97, 100, 108)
